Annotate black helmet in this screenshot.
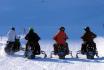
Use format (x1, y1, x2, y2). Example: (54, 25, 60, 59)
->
(11, 27, 15, 31)
(84, 26, 90, 31)
(60, 26, 65, 31)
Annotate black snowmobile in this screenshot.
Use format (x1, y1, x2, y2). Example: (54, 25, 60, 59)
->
(24, 42, 47, 59)
(50, 43, 73, 59)
(76, 41, 99, 59)
(4, 38, 21, 55)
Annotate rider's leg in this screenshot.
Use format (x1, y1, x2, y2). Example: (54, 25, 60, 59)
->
(24, 43, 29, 57)
(34, 42, 41, 55)
(37, 43, 41, 54)
(81, 42, 87, 54)
(65, 42, 69, 54)
(53, 43, 58, 54)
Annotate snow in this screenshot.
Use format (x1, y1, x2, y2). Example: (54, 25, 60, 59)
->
(0, 36, 104, 70)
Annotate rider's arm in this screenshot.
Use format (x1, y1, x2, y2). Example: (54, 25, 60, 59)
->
(65, 33, 68, 40)
(25, 33, 29, 40)
(91, 32, 97, 38)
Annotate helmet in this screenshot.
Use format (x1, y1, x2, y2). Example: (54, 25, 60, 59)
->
(59, 26, 65, 31)
(11, 27, 15, 31)
(29, 27, 34, 32)
(84, 26, 90, 31)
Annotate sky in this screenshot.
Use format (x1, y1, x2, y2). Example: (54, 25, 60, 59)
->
(0, 0, 104, 40)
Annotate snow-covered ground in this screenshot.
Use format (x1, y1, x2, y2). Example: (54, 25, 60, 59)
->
(0, 36, 104, 70)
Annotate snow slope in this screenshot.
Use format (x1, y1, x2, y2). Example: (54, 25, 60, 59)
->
(0, 37, 104, 70)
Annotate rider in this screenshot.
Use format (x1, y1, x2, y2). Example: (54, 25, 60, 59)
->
(81, 26, 97, 54)
(25, 28, 41, 58)
(53, 26, 69, 54)
(6, 27, 17, 53)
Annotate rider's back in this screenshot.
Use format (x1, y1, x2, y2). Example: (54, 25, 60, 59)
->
(7, 30, 16, 42)
(54, 31, 68, 45)
(81, 31, 96, 42)
(25, 32, 40, 43)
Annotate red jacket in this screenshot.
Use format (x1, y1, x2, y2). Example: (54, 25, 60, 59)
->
(53, 31, 68, 44)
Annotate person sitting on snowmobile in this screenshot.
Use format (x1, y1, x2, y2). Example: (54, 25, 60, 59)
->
(25, 28, 41, 58)
(53, 26, 69, 55)
(81, 26, 97, 54)
(6, 27, 17, 53)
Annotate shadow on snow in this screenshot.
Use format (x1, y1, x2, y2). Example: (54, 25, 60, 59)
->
(10, 53, 104, 64)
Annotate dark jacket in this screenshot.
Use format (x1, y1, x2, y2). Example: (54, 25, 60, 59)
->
(25, 31, 40, 43)
(81, 31, 96, 42)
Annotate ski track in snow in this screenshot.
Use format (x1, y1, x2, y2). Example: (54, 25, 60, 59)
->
(0, 37, 104, 70)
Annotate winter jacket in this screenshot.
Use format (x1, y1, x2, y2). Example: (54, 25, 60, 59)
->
(25, 31, 40, 43)
(7, 30, 16, 42)
(54, 31, 68, 44)
(81, 31, 97, 42)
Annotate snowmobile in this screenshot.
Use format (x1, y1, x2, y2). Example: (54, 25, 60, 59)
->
(76, 42, 99, 59)
(24, 44, 47, 59)
(4, 42, 15, 55)
(50, 43, 73, 59)
(4, 38, 21, 55)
